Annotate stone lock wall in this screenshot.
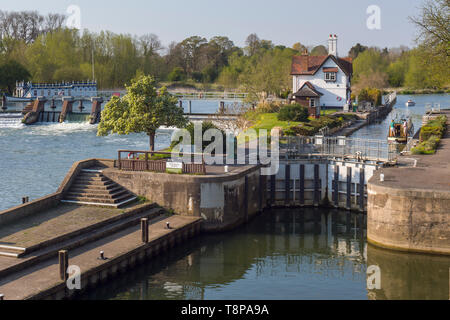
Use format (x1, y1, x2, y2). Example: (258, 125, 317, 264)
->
(103, 165, 266, 232)
(367, 181, 450, 255)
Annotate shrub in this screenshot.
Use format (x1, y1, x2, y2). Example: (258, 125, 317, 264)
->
(412, 116, 447, 154)
(278, 104, 309, 122)
(168, 67, 186, 82)
(291, 125, 317, 136)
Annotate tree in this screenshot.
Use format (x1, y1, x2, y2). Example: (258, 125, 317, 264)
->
(348, 43, 368, 59)
(245, 33, 261, 56)
(409, 0, 449, 57)
(98, 75, 188, 151)
(0, 60, 31, 94)
(310, 45, 328, 56)
(292, 42, 308, 54)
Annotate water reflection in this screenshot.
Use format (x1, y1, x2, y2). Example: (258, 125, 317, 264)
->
(367, 245, 450, 300)
(81, 208, 370, 300)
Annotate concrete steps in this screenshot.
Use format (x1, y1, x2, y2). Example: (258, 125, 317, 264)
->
(0, 245, 26, 258)
(62, 169, 137, 208)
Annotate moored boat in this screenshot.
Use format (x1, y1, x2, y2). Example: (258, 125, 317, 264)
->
(388, 117, 414, 144)
(405, 100, 416, 107)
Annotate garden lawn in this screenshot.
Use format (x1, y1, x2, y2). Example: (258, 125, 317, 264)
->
(249, 113, 304, 135)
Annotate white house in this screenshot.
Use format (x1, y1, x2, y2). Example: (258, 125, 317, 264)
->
(290, 35, 353, 117)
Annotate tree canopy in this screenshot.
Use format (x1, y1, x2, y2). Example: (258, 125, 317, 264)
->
(97, 75, 188, 151)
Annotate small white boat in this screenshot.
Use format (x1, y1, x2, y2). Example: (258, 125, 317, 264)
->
(405, 100, 416, 107)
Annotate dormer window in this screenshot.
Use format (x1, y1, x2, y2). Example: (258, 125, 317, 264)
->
(325, 72, 337, 82)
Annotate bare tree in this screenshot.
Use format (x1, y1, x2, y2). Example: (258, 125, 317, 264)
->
(43, 13, 66, 34)
(139, 33, 163, 56)
(409, 0, 450, 57)
(210, 102, 253, 134)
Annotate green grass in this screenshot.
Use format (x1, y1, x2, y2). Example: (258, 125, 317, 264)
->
(249, 113, 303, 133)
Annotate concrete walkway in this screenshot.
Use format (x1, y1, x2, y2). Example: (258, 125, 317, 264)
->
(0, 215, 201, 300)
(371, 109, 450, 192)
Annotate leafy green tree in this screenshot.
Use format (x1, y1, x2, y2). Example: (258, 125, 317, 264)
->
(168, 67, 185, 82)
(310, 45, 328, 56)
(98, 75, 188, 151)
(348, 43, 368, 59)
(0, 60, 31, 94)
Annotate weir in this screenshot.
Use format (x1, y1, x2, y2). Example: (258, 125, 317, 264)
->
(19, 96, 104, 125)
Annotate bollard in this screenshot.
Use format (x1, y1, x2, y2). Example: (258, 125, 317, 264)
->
(188, 101, 192, 114)
(0, 294, 4, 300)
(22, 197, 29, 204)
(166, 222, 171, 230)
(141, 218, 149, 243)
(59, 250, 69, 281)
(99, 251, 105, 260)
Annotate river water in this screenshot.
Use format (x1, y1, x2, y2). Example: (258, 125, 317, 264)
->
(1, 95, 449, 300)
(79, 208, 450, 300)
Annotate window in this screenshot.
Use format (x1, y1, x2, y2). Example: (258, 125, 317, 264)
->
(310, 99, 316, 108)
(325, 72, 337, 82)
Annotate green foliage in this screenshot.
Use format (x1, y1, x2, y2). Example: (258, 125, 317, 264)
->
(168, 67, 186, 82)
(357, 87, 382, 106)
(98, 75, 188, 151)
(0, 60, 31, 94)
(171, 121, 227, 153)
(278, 104, 309, 122)
(412, 116, 447, 155)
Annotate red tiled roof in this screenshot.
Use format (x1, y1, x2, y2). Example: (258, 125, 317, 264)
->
(323, 67, 338, 73)
(291, 55, 353, 76)
(293, 81, 323, 98)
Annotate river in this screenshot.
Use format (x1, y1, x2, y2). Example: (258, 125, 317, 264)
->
(79, 208, 450, 300)
(0, 95, 449, 300)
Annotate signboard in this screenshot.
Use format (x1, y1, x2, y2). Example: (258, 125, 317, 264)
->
(166, 162, 183, 174)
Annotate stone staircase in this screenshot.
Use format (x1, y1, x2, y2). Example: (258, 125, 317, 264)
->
(61, 169, 137, 208)
(0, 245, 26, 258)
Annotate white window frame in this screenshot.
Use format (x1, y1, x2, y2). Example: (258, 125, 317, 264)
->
(325, 72, 337, 82)
(309, 98, 316, 108)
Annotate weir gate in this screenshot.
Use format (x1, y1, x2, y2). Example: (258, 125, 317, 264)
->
(264, 136, 397, 212)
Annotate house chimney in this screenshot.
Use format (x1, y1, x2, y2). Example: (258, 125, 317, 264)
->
(328, 34, 338, 56)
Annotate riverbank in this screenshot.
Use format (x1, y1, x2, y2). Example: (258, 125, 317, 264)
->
(367, 109, 450, 255)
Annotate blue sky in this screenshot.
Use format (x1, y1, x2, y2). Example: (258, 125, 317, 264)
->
(1, 0, 424, 54)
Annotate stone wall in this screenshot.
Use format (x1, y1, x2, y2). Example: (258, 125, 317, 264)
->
(367, 177, 450, 255)
(103, 165, 265, 232)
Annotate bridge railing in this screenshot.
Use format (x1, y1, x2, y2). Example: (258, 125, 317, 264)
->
(279, 136, 397, 162)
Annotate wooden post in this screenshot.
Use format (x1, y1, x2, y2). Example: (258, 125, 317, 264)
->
(141, 218, 149, 243)
(285, 165, 291, 205)
(59, 250, 69, 281)
(299, 164, 305, 206)
(145, 152, 149, 171)
(188, 101, 192, 114)
(118, 151, 122, 170)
